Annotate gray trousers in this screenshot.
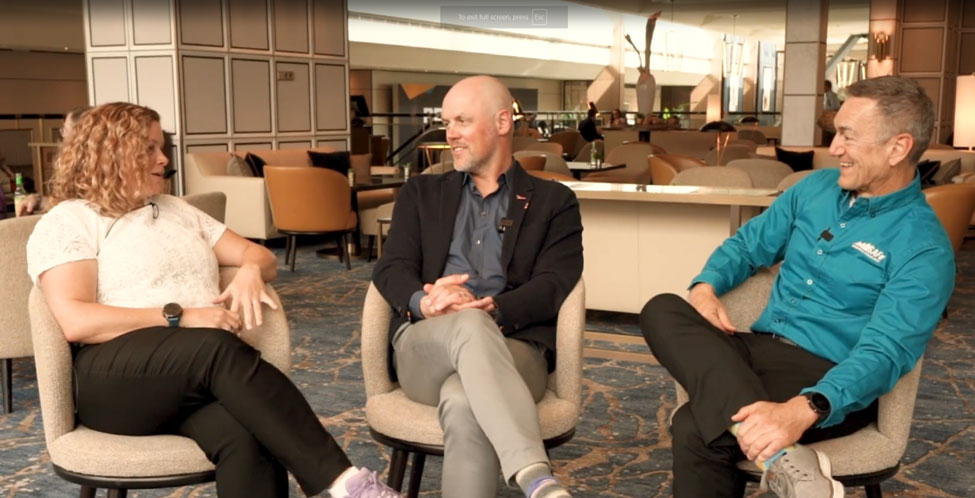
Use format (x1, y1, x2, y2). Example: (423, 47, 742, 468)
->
(393, 308, 549, 498)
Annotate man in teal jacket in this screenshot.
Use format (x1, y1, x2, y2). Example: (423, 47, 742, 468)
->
(641, 76, 955, 498)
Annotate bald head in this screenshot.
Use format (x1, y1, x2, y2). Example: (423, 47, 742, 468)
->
(445, 75, 514, 136)
(442, 75, 516, 175)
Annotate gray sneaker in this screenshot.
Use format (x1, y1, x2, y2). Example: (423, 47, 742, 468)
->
(761, 445, 844, 498)
(345, 468, 402, 498)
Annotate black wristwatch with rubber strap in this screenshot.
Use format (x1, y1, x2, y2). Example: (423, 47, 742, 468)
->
(802, 391, 831, 424)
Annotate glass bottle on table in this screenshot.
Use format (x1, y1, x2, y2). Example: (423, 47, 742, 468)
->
(13, 173, 27, 217)
(347, 167, 356, 187)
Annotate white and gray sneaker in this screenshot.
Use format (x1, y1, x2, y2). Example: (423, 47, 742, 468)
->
(761, 445, 844, 498)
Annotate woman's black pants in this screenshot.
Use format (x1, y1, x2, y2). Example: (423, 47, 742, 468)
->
(640, 294, 877, 498)
(73, 326, 352, 497)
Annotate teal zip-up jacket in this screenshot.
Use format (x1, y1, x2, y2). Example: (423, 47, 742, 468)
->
(692, 169, 954, 427)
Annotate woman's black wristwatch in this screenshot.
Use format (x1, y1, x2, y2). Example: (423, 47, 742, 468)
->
(802, 392, 831, 424)
(162, 302, 183, 327)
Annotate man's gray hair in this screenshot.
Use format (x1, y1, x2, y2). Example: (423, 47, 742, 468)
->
(845, 76, 934, 164)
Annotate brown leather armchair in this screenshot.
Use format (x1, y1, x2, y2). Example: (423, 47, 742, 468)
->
(264, 166, 357, 271)
(649, 156, 679, 185)
(923, 183, 975, 253)
(654, 153, 707, 172)
(517, 155, 546, 171)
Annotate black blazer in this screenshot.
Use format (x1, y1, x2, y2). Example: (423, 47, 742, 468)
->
(372, 162, 584, 369)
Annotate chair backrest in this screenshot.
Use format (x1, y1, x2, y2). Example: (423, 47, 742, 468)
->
(655, 153, 707, 172)
(718, 267, 777, 328)
(726, 158, 795, 189)
(513, 150, 572, 177)
(650, 131, 732, 159)
(0, 215, 41, 360)
(524, 141, 564, 157)
(517, 154, 546, 171)
(649, 156, 679, 186)
(736, 128, 767, 145)
(548, 129, 582, 158)
(606, 142, 655, 172)
(931, 158, 960, 185)
(264, 166, 354, 232)
(648, 143, 668, 155)
(672, 166, 753, 188)
(350, 153, 373, 182)
(776, 170, 815, 191)
(573, 140, 603, 162)
(726, 139, 758, 153)
(705, 144, 755, 165)
(370, 135, 390, 166)
(361, 279, 586, 405)
(421, 161, 455, 175)
(584, 142, 654, 184)
(528, 170, 576, 182)
(923, 183, 975, 253)
(28, 267, 289, 445)
(182, 191, 227, 223)
(512, 136, 539, 152)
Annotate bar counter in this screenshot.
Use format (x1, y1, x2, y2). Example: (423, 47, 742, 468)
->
(565, 182, 779, 313)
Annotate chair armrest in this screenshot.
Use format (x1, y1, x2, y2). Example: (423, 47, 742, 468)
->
(192, 176, 275, 239)
(552, 279, 585, 406)
(875, 358, 922, 447)
(361, 283, 396, 397)
(29, 286, 76, 445)
(219, 267, 290, 374)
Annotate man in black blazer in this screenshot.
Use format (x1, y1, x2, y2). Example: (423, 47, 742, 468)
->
(373, 75, 582, 498)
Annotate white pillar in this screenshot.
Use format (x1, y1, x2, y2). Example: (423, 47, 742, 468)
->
(587, 14, 624, 114)
(782, 0, 828, 146)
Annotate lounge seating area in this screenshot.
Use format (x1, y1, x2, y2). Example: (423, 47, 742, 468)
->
(5, 1, 975, 497)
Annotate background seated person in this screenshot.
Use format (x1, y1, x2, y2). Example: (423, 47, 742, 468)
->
(610, 108, 626, 127)
(578, 103, 603, 142)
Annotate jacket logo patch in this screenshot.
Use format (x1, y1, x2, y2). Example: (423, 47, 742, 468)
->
(852, 241, 886, 263)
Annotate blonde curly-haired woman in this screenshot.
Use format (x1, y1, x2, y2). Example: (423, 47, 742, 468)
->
(26, 102, 399, 498)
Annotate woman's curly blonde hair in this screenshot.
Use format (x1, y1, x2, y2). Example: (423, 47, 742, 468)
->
(50, 102, 162, 217)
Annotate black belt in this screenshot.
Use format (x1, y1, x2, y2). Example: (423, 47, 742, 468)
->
(753, 331, 798, 347)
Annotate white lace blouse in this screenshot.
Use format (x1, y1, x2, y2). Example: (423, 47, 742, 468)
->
(26, 195, 227, 309)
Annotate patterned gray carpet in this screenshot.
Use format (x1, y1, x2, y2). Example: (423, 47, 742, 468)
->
(1, 241, 973, 497)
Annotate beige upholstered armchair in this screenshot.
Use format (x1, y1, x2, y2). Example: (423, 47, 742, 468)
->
(183, 147, 336, 240)
(673, 268, 926, 497)
(181, 191, 227, 223)
(29, 267, 290, 496)
(672, 166, 753, 188)
(360, 280, 585, 497)
(0, 215, 41, 413)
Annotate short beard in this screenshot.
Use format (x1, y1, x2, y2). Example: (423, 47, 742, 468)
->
(453, 157, 484, 174)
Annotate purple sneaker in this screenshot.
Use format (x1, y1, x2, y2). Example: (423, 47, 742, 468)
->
(345, 468, 402, 498)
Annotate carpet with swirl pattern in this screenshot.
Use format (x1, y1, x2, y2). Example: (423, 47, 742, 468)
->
(1, 240, 973, 497)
